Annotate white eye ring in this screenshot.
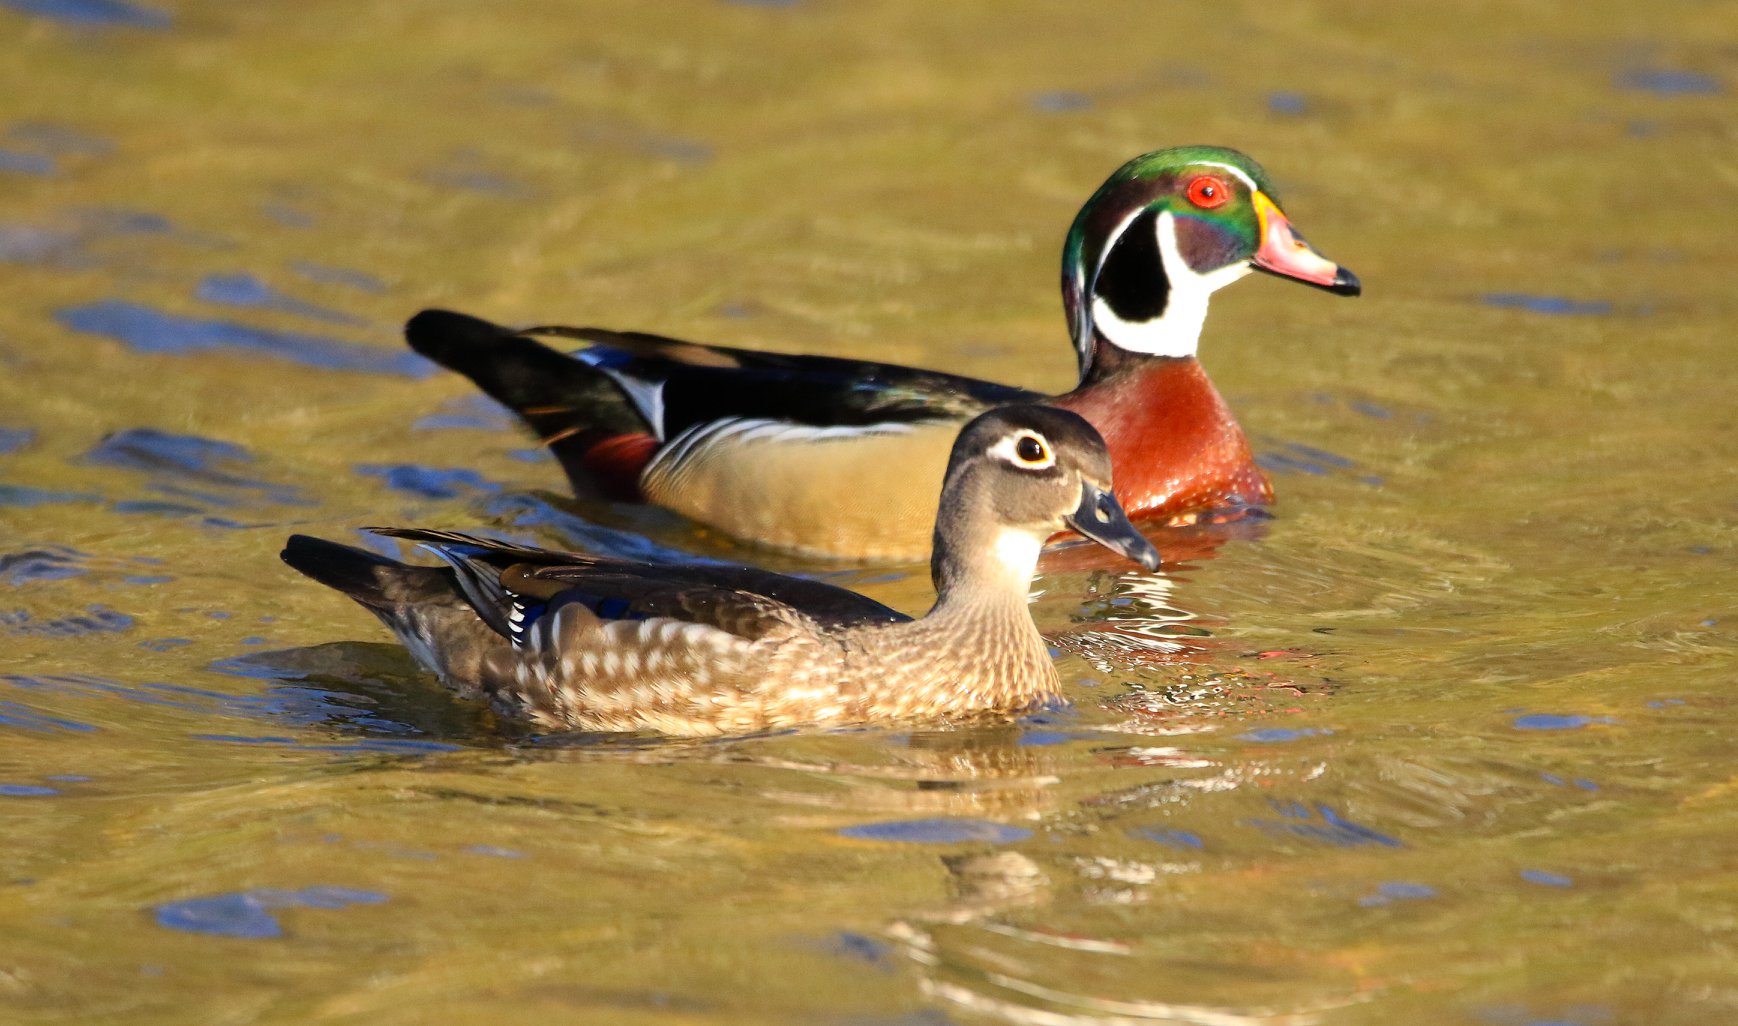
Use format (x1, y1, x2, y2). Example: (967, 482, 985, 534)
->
(989, 431, 1055, 470)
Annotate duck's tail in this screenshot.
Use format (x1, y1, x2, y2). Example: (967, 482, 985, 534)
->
(281, 534, 505, 684)
(404, 308, 656, 499)
(281, 534, 433, 613)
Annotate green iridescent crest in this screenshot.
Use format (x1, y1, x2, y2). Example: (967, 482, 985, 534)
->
(1094, 145, 1276, 196)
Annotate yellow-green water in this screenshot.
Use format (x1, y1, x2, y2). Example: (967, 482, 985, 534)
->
(2, 1, 1735, 1023)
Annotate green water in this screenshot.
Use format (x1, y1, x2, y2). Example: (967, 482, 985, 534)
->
(2, 1, 1734, 1023)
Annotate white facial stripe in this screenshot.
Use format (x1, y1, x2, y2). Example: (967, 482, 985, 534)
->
(1093, 206, 1148, 280)
(1192, 160, 1260, 192)
(1091, 210, 1250, 359)
(986, 431, 1055, 470)
(1077, 204, 1153, 359)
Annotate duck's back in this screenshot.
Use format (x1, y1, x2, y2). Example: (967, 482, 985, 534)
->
(283, 531, 919, 734)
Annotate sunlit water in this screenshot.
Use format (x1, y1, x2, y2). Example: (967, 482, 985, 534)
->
(2, 2, 1734, 1024)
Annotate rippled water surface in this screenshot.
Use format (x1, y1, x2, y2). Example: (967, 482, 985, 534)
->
(2, 2, 1735, 1023)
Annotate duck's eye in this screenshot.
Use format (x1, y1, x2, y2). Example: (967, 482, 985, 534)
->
(1185, 175, 1230, 209)
(993, 431, 1056, 469)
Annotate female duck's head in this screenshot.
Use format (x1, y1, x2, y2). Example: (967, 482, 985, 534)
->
(1061, 146, 1360, 372)
(931, 405, 1159, 596)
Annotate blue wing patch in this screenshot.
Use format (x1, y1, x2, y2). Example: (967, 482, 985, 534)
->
(505, 590, 547, 647)
(507, 589, 648, 648)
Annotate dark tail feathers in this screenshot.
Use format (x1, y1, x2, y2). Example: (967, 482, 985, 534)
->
(405, 308, 645, 438)
(282, 534, 446, 614)
(283, 533, 515, 685)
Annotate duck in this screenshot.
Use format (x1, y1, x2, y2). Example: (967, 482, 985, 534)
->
(281, 405, 1161, 736)
(404, 146, 1359, 561)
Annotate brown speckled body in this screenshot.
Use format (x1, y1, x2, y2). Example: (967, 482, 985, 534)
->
(426, 590, 1058, 736)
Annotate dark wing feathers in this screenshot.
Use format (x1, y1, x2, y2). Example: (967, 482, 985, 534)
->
(380, 530, 526, 638)
(521, 325, 755, 368)
(410, 308, 1038, 440)
(513, 569, 821, 641)
(524, 564, 910, 633)
(372, 529, 910, 642)
(531, 324, 1038, 434)
(650, 358, 1033, 437)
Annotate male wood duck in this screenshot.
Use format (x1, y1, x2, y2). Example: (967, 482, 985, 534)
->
(405, 146, 1359, 561)
(283, 406, 1160, 736)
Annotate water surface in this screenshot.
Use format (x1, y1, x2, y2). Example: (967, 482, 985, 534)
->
(1, 2, 1734, 1024)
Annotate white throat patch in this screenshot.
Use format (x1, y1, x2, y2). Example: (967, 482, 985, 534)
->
(1090, 210, 1251, 359)
(991, 528, 1044, 588)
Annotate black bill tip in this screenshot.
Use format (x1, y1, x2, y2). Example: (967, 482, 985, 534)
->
(1251, 262, 1362, 298)
(1065, 483, 1161, 572)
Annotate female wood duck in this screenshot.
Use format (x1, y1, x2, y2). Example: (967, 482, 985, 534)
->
(405, 146, 1359, 561)
(282, 406, 1160, 736)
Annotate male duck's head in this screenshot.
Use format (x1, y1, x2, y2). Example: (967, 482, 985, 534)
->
(1062, 146, 1360, 372)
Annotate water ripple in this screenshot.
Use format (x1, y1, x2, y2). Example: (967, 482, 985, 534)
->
(195, 272, 366, 325)
(57, 299, 429, 377)
(1, 0, 169, 28)
(840, 818, 1033, 844)
(154, 886, 387, 939)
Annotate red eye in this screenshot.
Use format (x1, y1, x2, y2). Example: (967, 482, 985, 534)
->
(1185, 175, 1230, 209)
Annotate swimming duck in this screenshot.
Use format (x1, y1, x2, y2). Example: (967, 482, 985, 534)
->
(281, 405, 1160, 736)
(406, 146, 1359, 561)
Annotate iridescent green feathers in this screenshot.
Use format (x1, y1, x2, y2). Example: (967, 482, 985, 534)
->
(1061, 146, 1278, 367)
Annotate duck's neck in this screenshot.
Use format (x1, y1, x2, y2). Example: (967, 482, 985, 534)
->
(927, 525, 1045, 623)
(1076, 332, 1190, 388)
(1054, 344, 1271, 520)
(907, 513, 1059, 706)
